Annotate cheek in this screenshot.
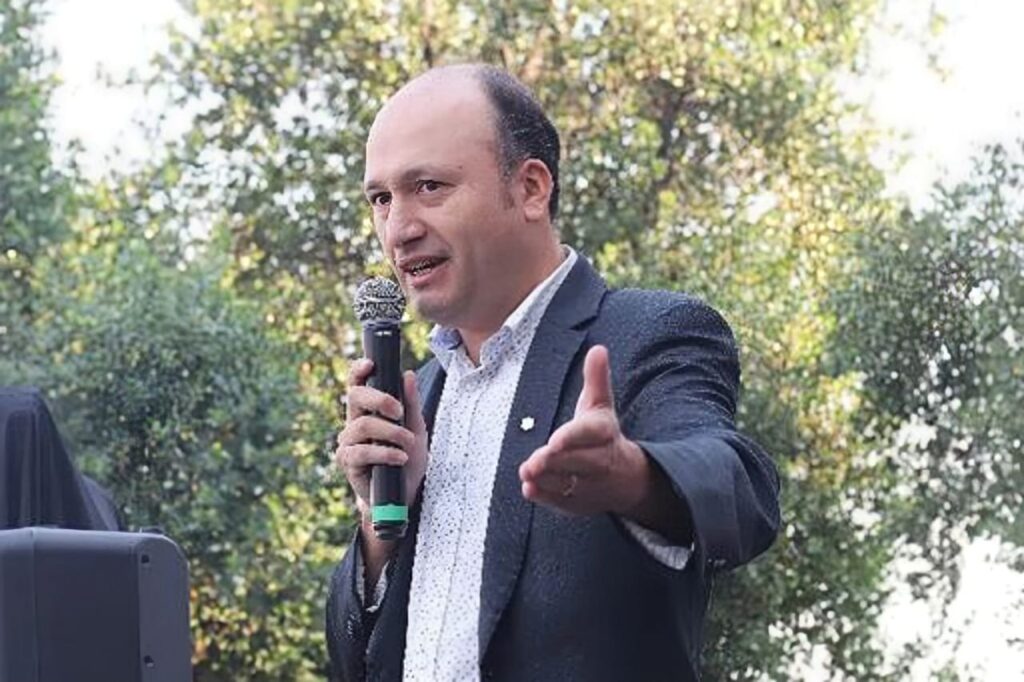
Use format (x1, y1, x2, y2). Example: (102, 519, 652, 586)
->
(374, 222, 396, 258)
(374, 214, 389, 241)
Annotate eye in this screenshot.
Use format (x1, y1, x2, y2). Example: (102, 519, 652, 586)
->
(368, 192, 391, 208)
(417, 179, 443, 193)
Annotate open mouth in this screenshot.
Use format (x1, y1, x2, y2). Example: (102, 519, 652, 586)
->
(400, 255, 449, 282)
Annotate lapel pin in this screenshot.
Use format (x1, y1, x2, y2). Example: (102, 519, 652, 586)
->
(520, 416, 535, 432)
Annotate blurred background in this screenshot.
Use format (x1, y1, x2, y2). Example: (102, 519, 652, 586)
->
(1, 0, 1021, 679)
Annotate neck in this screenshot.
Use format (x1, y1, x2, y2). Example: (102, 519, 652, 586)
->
(460, 242, 565, 365)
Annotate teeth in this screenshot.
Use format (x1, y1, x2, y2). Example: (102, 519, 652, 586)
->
(409, 259, 439, 276)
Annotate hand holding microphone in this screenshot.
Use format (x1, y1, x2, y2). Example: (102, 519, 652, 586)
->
(334, 278, 428, 540)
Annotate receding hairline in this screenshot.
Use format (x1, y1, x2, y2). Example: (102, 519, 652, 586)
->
(363, 67, 502, 191)
(369, 64, 561, 219)
(399, 63, 495, 95)
(368, 65, 494, 141)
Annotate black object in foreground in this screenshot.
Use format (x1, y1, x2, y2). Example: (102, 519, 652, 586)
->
(0, 387, 122, 532)
(353, 277, 408, 540)
(0, 527, 192, 682)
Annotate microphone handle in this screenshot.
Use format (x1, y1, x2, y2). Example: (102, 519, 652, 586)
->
(363, 320, 407, 540)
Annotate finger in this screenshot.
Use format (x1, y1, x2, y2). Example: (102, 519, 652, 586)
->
(337, 443, 409, 469)
(348, 385, 404, 422)
(347, 358, 374, 388)
(520, 475, 582, 511)
(576, 345, 614, 415)
(519, 444, 554, 482)
(548, 410, 618, 452)
(521, 478, 558, 505)
(344, 359, 375, 419)
(528, 469, 579, 497)
(402, 371, 427, 435)
(520, 443, 607, 482)
(341, 415, 416, 451)
(520, 448, 569, 484)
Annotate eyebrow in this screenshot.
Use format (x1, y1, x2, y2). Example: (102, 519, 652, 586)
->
(363, 165, 456, 195)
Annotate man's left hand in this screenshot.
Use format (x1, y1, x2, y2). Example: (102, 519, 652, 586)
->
(519, 345, 655, 518)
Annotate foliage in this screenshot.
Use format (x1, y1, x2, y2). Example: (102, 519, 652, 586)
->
(4, 196, 349, 679)
(831, 142, 1024, 604)
(6, 0, 1022, 678)
(0, 0, 71, 361)
(142, 0, 902, 678)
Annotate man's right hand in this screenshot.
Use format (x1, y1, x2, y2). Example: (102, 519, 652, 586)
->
(334, 359, 429, 526)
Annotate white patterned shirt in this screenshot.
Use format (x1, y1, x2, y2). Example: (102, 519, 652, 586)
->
(361, 248, 691, 681)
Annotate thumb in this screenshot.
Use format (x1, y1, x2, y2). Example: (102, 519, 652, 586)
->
(576, 345, 614, 415)
(402, 370, 428, 435)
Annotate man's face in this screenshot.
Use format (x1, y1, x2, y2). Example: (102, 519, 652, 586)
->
(363, 78, 528, 331)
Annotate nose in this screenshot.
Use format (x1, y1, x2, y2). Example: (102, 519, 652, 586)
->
(380, 196, 426, 251)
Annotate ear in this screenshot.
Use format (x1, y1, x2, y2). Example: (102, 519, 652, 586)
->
(517, 158, 553, 223)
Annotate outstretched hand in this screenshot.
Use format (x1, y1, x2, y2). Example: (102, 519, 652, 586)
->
(518, 345, 650, 517)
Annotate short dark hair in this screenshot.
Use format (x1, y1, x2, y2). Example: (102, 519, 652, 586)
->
(473, 66, 561, 220)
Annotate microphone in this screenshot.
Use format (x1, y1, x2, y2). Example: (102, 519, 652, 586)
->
(353, 277, 408, 540)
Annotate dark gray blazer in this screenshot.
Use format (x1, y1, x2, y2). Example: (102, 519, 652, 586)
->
(326, 256, 780, 681)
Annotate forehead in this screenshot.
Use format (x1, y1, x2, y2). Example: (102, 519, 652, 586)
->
(364, 79, 498, 186)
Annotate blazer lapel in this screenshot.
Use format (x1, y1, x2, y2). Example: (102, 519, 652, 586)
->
(478, 255, 607, 660)
(416, 358, 446, 436)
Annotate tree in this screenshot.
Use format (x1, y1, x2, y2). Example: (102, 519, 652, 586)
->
(137, 0, 902, 677)
(16, 0, 1019, 678)
(0, 0, 71, 369)
(1, 1, 349, 677)
(4, 194, 346, 678)
(830, 142, 1024, 640)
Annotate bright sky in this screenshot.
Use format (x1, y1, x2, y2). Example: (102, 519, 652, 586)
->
(41, 0, 1024, 205)
(847, 0, 1024, 208)
(42, 0, 189, 178)
(40, 0, 1024, 679)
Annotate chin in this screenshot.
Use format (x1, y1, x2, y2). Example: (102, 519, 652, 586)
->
(407, 274, 472, 327)
(409, 295, 456, 328)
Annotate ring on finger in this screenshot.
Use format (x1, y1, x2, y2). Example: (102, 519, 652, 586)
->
(561, 472, 579, 498)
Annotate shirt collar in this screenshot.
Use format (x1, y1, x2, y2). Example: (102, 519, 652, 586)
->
(428, 247, 579, 370)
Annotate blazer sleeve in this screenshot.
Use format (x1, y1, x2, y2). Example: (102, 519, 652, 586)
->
(325, 529, 370, 682)
(618, 297, 781, 572)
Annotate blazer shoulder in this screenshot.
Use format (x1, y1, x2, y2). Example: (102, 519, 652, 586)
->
(600, 287, 736, 339)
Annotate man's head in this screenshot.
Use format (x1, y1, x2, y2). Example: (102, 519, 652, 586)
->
(475, 65, 561, 219)
(363, 64, 563, 336)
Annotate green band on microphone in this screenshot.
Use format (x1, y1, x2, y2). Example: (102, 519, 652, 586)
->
(372, 504, 408, 523)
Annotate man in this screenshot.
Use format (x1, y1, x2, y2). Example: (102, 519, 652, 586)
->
(327, 64, 780, 681)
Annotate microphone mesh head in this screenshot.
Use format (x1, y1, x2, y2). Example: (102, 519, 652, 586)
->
(354, 277, 406, 323)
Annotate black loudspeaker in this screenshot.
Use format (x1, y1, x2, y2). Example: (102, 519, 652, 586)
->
(0, 528, 192, 682)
